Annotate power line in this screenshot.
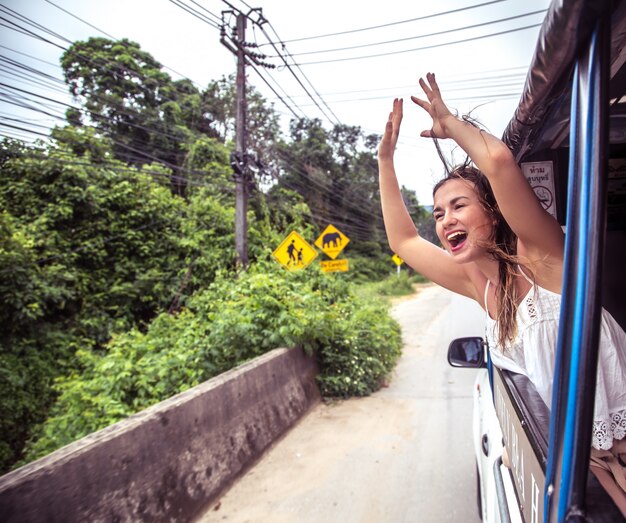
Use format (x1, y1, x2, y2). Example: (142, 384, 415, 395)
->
(215, 0, 343, 126)
(246, 61, 303, 119)
(183, 0, 222, 25)
(0, 44, 61, 68)
(44, 0, 213, 88)
(168, 0, 220, 30)
(259, 0, 508, 45)
(259, 22, 341, 125)
(277, 10, 546, 58)
(268, 68, 528, 100)
(295, 23, 543, 66)
(0, 91, 241, 193)
(0, 4, 71, 44)
(0, 14, 237, 168)
(44, 0, 117, 40)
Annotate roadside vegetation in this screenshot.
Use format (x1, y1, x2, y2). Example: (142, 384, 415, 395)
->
(0, 37, 433, 472)
(355, 272, 429, 302)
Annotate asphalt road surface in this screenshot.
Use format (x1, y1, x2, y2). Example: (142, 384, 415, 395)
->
(197, 284, 485, 523)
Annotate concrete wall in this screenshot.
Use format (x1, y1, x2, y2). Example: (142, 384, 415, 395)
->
(0, 347, 320, 523)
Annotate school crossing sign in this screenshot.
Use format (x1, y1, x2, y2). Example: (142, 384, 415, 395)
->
(273, 231, 318, 271)
(315, 224, 350, 259)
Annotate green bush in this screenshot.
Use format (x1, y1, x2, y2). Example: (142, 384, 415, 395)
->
(344, 255, 395, 283)
(376, 272, 416, 296)
(22, 262, 402, 463)
(315, 298, 401, 397)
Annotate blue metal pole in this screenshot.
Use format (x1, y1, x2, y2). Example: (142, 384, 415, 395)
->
(544, 12, 609, 521)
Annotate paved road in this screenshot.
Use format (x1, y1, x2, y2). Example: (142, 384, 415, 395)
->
(197, 285, 485, 523)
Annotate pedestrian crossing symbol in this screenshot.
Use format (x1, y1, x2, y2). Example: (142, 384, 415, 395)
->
(273, 231, 318, 271)
(315, 224, 350, 259)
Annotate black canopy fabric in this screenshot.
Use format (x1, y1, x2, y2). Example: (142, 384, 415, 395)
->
(502, 0, 618, 160)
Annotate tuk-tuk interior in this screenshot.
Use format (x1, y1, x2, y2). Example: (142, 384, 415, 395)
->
(504, 1, 626, 332)
(497, 0, 626, 520)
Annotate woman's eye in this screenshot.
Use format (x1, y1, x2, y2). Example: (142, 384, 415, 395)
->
(454, 204, 465, 210)
(434, 214, 443, 221)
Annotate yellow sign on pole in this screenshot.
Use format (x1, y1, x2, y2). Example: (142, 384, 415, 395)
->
(315, 224, 350, 260)
(273, 231, 318, 271)
(321, 259, 349, 273)
(392, 254, 404, 266)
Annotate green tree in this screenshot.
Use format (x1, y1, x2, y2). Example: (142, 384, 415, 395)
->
(204, 75, 282, 183)
(61, 38, 220, 194)
(0, 130, 189, 471)
(275, 119, 387, 256)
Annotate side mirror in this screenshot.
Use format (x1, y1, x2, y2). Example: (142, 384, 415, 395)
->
(447, 337, 487, 368)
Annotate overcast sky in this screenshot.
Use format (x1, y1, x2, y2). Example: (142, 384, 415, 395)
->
(1, 0, 552, 205)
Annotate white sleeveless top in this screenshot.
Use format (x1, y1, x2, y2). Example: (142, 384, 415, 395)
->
(484, 269, 626, 450)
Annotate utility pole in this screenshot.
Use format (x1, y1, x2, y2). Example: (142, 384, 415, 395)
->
(220, 7, 274, 269)
(234, 12, 248, 267)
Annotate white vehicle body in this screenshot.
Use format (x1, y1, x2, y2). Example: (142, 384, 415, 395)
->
(473, 368, 523, 523)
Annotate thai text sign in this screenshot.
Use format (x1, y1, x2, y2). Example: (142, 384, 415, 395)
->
(521, 161, 557, 219)
(321, 259, 349, 273)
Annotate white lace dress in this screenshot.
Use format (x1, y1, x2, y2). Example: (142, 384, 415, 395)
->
(484, 274, 626, 450)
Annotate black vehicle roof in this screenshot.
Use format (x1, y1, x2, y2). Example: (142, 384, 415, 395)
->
(502, 0, 626, 161)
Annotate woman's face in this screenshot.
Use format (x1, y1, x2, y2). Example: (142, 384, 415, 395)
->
(432, 178, 494, 263)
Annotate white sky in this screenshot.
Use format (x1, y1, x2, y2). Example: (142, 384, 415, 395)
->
(0, 0, 552, 205)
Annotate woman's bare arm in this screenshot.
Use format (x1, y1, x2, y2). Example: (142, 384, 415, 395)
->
(412, 73, 564, 266)
(378, 98, 476, 299)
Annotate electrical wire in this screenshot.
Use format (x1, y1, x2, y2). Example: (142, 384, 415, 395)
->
(0, 44, 61, 67)
(168, 0, 220, 30)
(246, 60, 305, 119)
(0, 4, 412, 295)
(259, 0, 508, 45)
(272, 10, 547, 57)
(0, 2, 490, 228)
(216, 0, 342, 125)
(43, 1, 210, 89)
(295, 23, 543, 66)
(0, 3, 273, 149)
(183, 0, 222, 25)
(269, 68, 528, 100)
(255, 23, 341, 125)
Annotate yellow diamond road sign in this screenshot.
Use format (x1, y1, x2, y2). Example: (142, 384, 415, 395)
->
(392, 254, 404, 266)
(315, 224, 350, 259)
(273, 231, 318, 271)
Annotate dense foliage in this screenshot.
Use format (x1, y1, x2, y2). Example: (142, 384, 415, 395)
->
(1, 36, 430, 473)
(23, 264, 401, 461)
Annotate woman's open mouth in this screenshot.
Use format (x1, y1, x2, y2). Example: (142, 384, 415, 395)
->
(447, 230, 468, 252)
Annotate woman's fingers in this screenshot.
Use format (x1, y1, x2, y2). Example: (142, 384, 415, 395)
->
(393, 97, 403, 117)
(426, 72, 441, 96)
(380, 99, 403, 157)
(418, 76, 433, 99)
(410, 95, 428, 111)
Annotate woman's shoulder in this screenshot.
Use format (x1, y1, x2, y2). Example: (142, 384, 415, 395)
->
(517, 238, 564, 294)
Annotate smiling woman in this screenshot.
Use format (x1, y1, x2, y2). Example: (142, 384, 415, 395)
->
(377, 71, 626, 494)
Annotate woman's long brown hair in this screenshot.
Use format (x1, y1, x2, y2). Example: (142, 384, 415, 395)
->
(433, 164, 525, 349)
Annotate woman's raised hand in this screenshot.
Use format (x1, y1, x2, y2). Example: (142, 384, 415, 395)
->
(378, 97, 403, 161)
(411, 72, 455, 140)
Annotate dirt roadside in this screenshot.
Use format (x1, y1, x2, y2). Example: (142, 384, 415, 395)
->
(196, 285, 482, 523)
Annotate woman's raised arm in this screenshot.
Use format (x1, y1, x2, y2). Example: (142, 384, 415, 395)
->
(411, 73, 564, 270)
(378, 98, 476, 300)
